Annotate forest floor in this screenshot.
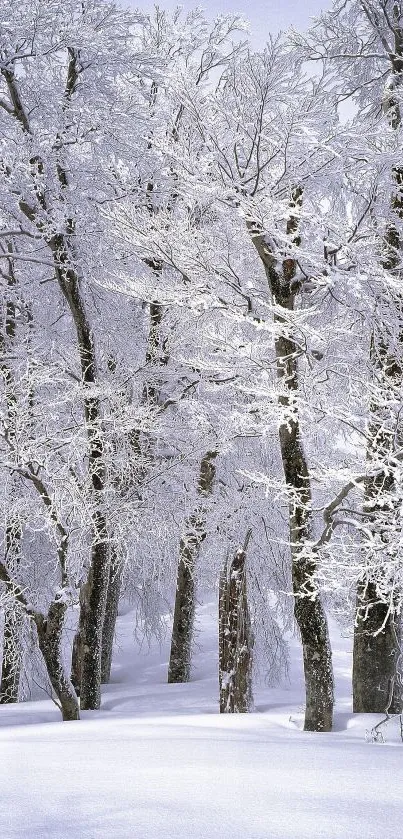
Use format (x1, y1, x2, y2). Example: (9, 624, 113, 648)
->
(1, 599, 403, 838)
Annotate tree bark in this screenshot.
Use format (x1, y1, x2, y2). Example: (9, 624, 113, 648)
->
(168, 543, 196, 684)
(52, 250, 110, 710)
(0, 608, 23, 703)
(50, 217, 110, 710)
(0, 515, 23, 704)
(168, 450, 217, 683)
(35, 604, 80, 721)
(353, 583, 401, 713)
(101, 551, 123, 684)
(219, 534, 253, 713)
(79, 532, 109, 710)
(248, 194, 334, 731)
(0, 250, 23, 703)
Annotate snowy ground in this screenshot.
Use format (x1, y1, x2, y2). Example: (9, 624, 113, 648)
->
(1, 601, 403, 839)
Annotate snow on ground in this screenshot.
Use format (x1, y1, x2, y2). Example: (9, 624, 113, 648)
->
(1, 600, 402, 838)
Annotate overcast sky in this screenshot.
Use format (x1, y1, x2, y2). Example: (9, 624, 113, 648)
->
(125, 0, 332, 45)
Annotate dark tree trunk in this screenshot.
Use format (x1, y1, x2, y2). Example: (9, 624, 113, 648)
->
(0, 515, 23, 704)
(53, 246, 110, 710)
(35, 604, 80, 722)
(353, 583, 401, 713)
(168, 451, 217, 683)
(70, 627, 82, 697)
(219, 535, 253, 713)
(248, 194, 334, 731)
(79, 531, 110, 710)
(0, 608, 23, 703)
(101, 551, 123, 684)
(168, 543, 196, 684)
(71, 580, 86, 696)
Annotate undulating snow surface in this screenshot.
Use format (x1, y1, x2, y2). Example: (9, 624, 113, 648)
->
(1, 602, 402, 838)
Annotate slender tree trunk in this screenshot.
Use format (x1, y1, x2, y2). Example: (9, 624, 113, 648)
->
(278, 379, 333, 731)
(0, 255, 23, 703)
(219, 533, 253, 713)
(71, 580, 86, 696)
(168, 450, 217, 683)
(54, 263, 110, 710)
(168, 542, 196, 684)
(0, 608, 23, 703)
(248, 194, 334, 731)
(0, 516, 23, 703)
(55, 261, 109, 710)
(101, 551, 123, 684)
(35, 604, 80, 721)
(50, 241, 110, 712)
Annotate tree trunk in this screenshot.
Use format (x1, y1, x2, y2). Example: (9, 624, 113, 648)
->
(54, 251, 110, 710)
(35, 604, 80, 721)
(168, 450, 217, 683)
(168, 543, 196, 683)
(353, 584, 401, 713)
(71, 580, 86, 696)
(0, 515, 23, 704)
(79, 532, 110, 710)
(279, 405, 334, 732)
(248, 194, 334, 731)
(219, 535, 253, 713)
(101, 551, 123, 684)
(353, 57, 403, 710)
(352, 384, 403, 713)
(0, 608, 23, 703)
(0, 250, 23, 704)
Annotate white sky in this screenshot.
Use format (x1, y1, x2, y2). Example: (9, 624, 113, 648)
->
(125, 0, 333, 45)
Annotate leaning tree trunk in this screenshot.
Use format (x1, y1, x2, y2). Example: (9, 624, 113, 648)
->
(168, 450, 218, 683)
(0, 550, 79, 721)
(248, 193, 334, 731)
(35, 604, 80, 722)
(353, 47, 403, 713)
(219, 534, 253, 713)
